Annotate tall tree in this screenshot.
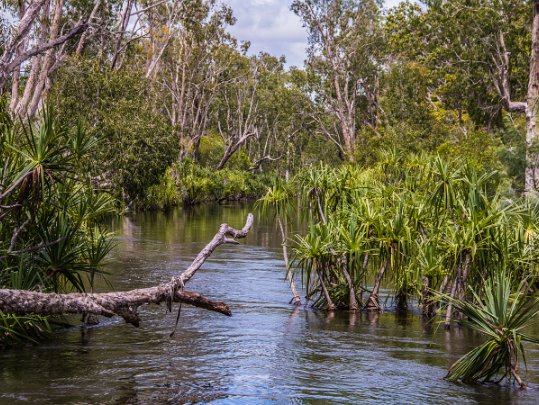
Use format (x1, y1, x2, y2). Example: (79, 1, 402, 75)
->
(386, 0, 539, 193)
(292, 0, 384, 161)
(154, 0, 236, 160)
(0, 0, 102, 116)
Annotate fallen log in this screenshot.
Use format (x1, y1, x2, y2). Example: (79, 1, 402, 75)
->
(0, 213, 254, 327)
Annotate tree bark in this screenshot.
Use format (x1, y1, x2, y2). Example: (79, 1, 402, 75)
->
(14, 0, 50, 116)
(216, 131, 256, 170)
(317, 265, 336, 310)
(494, 3, 539, 194)
(0, 289, 232, 324)
(357, 253, 369, 306)
(111, 0, 133, 70)
(27, 0, 64, 118)
(366, 258, 388, 311)
(75, 0, 102, 55)
(0, 0, 47, 90)
(0, 214, 254, 327)
(340, 260, 358, 310)
(8, 1, 28, 112)
(316, 193, 326, 224)
(421, 276, 433, 317)
(277, 216, 301, 305)
(444, 255, 464, 329)
(525, 0, 539, 194)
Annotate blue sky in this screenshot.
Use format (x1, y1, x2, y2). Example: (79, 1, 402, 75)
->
(222, 0, 405, 67)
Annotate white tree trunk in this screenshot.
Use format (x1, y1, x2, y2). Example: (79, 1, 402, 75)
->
(525, 0, 539, 194)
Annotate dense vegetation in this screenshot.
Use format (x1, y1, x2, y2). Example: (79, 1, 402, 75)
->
(258, 153, 539, 385)
(2, 0, 535, 205)
(0, 108, 115, 345)
(1, 0, 539, 387)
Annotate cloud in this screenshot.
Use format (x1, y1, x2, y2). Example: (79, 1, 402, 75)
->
(221, 0, 406, 68)
(222, 0, 308, 67)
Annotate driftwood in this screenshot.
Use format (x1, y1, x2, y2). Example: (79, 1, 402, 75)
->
(0, 214, 254, 327)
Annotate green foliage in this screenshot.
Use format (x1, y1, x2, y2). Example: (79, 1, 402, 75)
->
(443, 271, 539, 387)
(0, 105, 116, 345)
(287, 153, 539, 314)
(256, 178, 292, 222)
(51, 56, 178, 202)
(144, 167, 182, 210)
(385, 0, 530, 127)
(198, 133, 252, 170)
(0, 312, 52, 347)
(497, 114, 526, 194)
(197, 133, 226, 168)
(142, 159, 271, 209)
(436, 129, 504, 175)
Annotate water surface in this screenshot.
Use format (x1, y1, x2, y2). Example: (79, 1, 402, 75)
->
(1, 204, 538, 404)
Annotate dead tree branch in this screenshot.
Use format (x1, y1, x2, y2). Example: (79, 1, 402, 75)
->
(0, 214, 254, 327)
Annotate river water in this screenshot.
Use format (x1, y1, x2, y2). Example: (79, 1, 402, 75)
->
(1, 204, 538, 404)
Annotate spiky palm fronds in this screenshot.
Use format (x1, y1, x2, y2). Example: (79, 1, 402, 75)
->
(443, 271, 539, 387)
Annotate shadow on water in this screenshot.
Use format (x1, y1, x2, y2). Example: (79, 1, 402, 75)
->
(0, 203, 538, 404)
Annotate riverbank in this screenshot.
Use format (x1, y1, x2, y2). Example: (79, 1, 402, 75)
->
(141, 160, 272, 210)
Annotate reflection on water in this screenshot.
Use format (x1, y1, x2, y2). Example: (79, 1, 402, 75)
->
(1, 204, 538, 404)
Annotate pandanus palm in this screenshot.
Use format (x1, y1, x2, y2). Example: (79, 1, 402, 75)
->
(414, 240, 446, 316)
(335, 217, 369, 310)
(444, 271, 539, 388)
(427, 155, 460, 216)
(1, 106, 117, 343)
(293, 223, 336, 309)
(297, 162, 334, 224)
(366, 194, 412, 310)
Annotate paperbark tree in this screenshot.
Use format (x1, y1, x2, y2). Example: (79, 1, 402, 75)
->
(215, 57, 259, 170)
(387, 0, 537, 193)
(526, 3, 539, 193)
(1, 0, 101, 117)
(155, 1, 236, 160)
(493, 1, 539, 194)
(292, 0, 383, 161)
(0, 0, 48, 91)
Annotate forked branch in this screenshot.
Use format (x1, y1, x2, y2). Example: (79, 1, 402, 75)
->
(0, 214, 254, 327)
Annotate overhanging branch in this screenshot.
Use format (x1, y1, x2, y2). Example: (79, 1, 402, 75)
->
(5, 22, 88, 75)
(0, 214, 255, 327)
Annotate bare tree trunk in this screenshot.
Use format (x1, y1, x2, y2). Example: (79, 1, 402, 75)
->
(8, 1, 28, 112)
(340, 259, 358, 310)
(444, 278, 458, 329)
(511, 367, 527, 389)
(455, 252, 472, 321)
(358, 253, 369, 305)
(525, 0, 539, 194)
(15, 1, 50, 116)
(27, 0, 64, 118)
(421, 276, 433, 317)
(316, 193, 326, 224)
(0, 214, 254, 327)
(146, 33, 173, 79)
(75, 0, 102, 55)
(317, 265, 336, 310)
(457, 252, 471, 301)
(444, 256, 464, 329)
(9, 69, 21, 112)
(0, 0, 47, 90)
(493, 3, 539, 194)
(0, 288, 232, 323)
(111, 0, 133, 70)
(277, 217, 301, 305)
(215, 132, 255, 170)
(366, 258, 388, 311)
